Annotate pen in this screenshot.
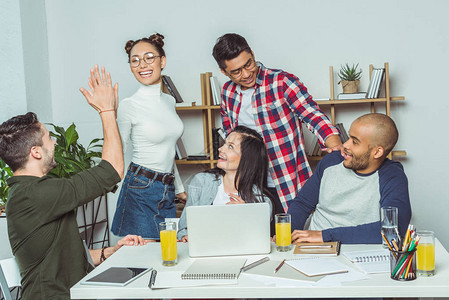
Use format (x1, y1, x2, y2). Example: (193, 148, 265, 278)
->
(297, 245, 332, 249)
(274, 259, 286, 273)
(148, 269, 157, 289)
(241, 257, 270, 272)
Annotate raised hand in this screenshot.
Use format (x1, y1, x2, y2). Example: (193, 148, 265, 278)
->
(79, 65, 118, 113)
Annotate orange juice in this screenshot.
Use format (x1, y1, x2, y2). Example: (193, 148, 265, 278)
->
(417, 243, 435, 272)
(276, 222, 291, 247)
(160, 229, 177, 264)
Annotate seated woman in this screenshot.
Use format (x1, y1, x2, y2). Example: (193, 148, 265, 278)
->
(178, 126, 272, 241)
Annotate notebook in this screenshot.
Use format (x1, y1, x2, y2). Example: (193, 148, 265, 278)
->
(293, 241, 341, 256)
(342, 249, 390, 273)
(243, 260, 323, 283)
(150, 271, 238, 289)
(181, 257, 247, 280)
(186, 203, 271, 257)
(285, 257, 349, 277)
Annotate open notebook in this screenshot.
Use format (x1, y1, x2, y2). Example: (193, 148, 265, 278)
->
(342, 249, 390, 273)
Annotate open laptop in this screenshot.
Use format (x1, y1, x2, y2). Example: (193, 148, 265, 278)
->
(185, 202, 271, 257)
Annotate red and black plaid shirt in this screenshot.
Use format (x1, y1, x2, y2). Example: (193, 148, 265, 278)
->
(221, 62, 339, 211)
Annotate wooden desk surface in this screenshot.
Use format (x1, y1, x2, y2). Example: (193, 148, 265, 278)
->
(71, 240, 449, 299)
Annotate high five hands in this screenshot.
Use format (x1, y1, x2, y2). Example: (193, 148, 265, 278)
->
(79, 65, 118, 115)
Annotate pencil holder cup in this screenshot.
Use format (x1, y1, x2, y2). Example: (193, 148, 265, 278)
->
(389, 248, 417, 281)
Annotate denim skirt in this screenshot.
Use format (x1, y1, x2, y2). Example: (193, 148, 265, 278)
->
(111, 162, 176, 239)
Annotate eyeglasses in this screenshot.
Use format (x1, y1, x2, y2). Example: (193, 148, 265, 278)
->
(227, 57, 257, 79)
(129, 52, 161, 68)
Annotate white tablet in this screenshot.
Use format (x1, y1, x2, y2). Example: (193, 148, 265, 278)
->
(81, 267, 152, 286)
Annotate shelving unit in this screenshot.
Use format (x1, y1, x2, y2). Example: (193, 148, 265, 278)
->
(173, 72, 220, 169)
(317, 62, 406, 159)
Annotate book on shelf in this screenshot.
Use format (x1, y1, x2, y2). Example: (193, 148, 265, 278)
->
(209, 76, 222, 106)
(342, 249, 390, 274)
(373, 68, 385, 98)
(337, 92, 367, 100)
(162, 75, 184, 103)
(335, 123, 349, 144)
(217, 128, 227, 141)
(175, 138, 188, 160)
(307, 135, 318, 156)
(366, 68, 385, 99)
(186, 154, 209, 161)
(212, 128, 225, 160)
(308, 137, 322, 157)
(176, 102, 194, 108)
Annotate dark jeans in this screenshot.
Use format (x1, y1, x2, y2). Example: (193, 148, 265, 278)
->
(111, 162, 176, 239)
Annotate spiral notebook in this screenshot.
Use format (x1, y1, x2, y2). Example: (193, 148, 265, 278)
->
(181, 257, 247, 280)
(342, 249, 390, 273)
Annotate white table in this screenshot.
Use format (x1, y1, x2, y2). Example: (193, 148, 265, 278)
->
(71, 240, 449, 299)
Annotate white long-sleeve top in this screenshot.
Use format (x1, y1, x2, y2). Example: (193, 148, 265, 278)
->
(117, 83, 185, 194)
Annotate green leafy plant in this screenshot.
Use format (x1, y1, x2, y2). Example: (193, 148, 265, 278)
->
(338, 63, 362, 82)
(0, 158, 13, 213)
(48, 123, 103, 178)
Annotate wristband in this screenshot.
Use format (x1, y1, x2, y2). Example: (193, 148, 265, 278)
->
(99, 109, 115, 114)
(100, 247, 107, 262)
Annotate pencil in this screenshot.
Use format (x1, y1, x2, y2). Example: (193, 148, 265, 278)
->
(274, 259, 286, 273)
(402, 225, 411, 251)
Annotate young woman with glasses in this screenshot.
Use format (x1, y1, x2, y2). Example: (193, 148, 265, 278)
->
(111, 33, 186, 240)
(177, 126, 274, 242)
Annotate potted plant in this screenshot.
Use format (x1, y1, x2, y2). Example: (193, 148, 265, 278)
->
(338, 63, 362, 93)
(48, 123, 109, 248)
(48, 123, 102, 178)
(0, 158, 13, 216)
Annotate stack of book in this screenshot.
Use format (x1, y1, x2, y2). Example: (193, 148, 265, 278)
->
(335, 123, 349, 143)
(212, 128, 226, 160)
(366, 68, 385, 99)
(200, 72, 222, 106)
(175, 138, 188, 160)
(307, 136, 322, 157)
(307, 123, 349, 156)
(337, 92, 367, 100)
(210, 76, 222, 106)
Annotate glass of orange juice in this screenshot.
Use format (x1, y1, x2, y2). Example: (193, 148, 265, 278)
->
(416, 230, 435, 276)
(159, 221, 177, 266)
(275, 213, 291, 252)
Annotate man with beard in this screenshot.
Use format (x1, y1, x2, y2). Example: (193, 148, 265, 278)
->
(0, 66, 147, 299)
(287, 113, 411, 244)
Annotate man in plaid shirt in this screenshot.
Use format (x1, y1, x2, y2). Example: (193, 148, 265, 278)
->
(212, 33, 342, 218)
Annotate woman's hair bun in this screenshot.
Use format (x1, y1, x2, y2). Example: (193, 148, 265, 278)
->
(125, 40, 135, 55)
(148, 33, 164, 48)
(124, 33, 166, 58)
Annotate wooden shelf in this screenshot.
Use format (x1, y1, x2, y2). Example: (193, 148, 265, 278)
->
(176, 105, 220, 111)
(175, 159, 218, 165)
(316, 97, 404, 106)
(319, 62, 406, 160)
(172, 72, 220, 169)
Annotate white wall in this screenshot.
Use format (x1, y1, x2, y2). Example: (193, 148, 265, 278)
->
(0, 0, 27, 122)
(2, 0, 448, 248)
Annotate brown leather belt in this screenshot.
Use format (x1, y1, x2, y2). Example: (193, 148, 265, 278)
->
(129, 165, 175, 185)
